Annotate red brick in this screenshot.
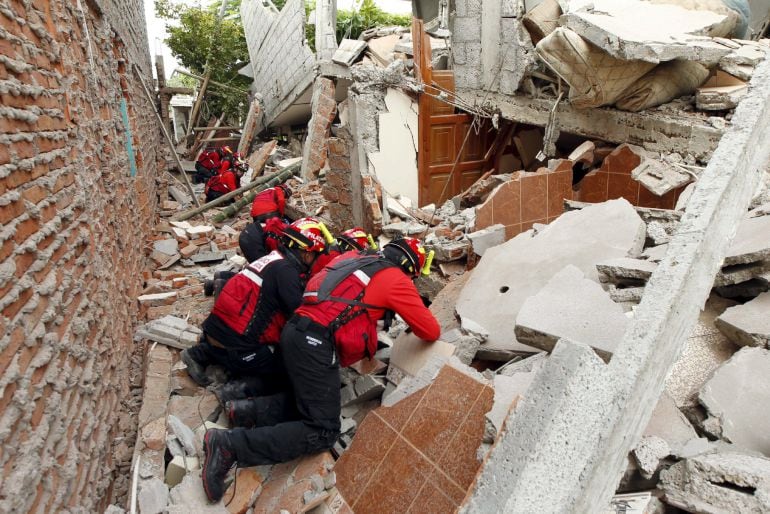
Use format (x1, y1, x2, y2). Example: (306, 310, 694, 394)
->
(22, 184, 49, 204)
(0, 238, 15, 261)
(14, 217, 40, 244)
(0, 326, 25, 376)
(0, 200, 25, 225)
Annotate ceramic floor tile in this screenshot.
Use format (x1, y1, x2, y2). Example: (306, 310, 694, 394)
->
(375, 389, 427, 433)
(334, 413, 398, 507)
(546, 170, 573, 218)
(353, 436, 434, 514)
(578, 170, 609, 203)
(406, 479, 459, 514)
(401, 367, 485, 462)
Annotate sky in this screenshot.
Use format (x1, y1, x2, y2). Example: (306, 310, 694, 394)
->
(143, 0, 412, 79)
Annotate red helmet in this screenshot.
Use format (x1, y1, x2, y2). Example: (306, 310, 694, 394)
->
(282, 217, 333, 253)
(337, 227, 372, 252)
(384, 237, 432, 277)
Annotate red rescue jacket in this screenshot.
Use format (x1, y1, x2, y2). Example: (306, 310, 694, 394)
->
(204, 251, 304, 349)
(250, 187, 287, 220)
(296, 252, 440, 366)
(197, 149, 220, 171)
(205, 169, 237, 195)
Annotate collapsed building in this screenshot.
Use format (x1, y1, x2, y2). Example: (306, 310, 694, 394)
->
(2, 0, 770, 512)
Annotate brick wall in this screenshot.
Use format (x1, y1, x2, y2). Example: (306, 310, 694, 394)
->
(241, 0, 316, 129)
(0, 0, 163, 512)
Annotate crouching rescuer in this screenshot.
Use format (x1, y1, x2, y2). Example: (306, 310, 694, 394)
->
(181, 218, 332, 386)
(200, 237, 440, 502)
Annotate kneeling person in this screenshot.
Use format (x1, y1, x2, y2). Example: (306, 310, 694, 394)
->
(182, 218, 330, 386)
(200, 237, 440, 502)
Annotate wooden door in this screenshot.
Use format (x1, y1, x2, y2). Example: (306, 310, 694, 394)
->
(414, 21, 493, 206)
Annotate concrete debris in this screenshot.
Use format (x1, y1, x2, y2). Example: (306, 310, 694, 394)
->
(633, 392, 697, 479)
(168, 472, 227, 513)
(631, 157, 692, 197)
(154, 238, 180, 256)
(696, 70, 748, 110)
(597, 258, 657, 286)
(561, 0, 735, 65)
(515, 265, 629, 361)
(457, 199, 645, 356)
(497, 352, 549, 377)
(440, 328, 486, 365)
(165, 455, 200, 488)
(723, 214, 770, 266)
(386, 332, 456, 385)
(715, 291, 770, 348)
(135, 316, 202, 350)
(167, 415, 197, 456)
(467, 224, 506, 257)
(719, 41, 769, 81)
(138, 477, 169, 514)
(659, 450, 770, 513)
(699, 347, 770, 455)
(332, 39, 367, 66)
(484, 373, 533, 442)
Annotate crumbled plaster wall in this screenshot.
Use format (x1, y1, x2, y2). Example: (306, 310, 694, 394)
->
(241, 0, 316, 130)
(0, 0, 164, 511)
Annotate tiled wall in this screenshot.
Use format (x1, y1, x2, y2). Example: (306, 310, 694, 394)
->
(575, 144, 685, 209)
(475, 160, 574, 240)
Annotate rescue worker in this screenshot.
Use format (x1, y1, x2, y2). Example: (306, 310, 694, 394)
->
(181, 218, 332, 387)
(238, 185, 293, 263)
(308, 226, 377, 277)
(200, 237, 440, 502)
(204, 156, 238, 203)
(194, 147, 221, 184)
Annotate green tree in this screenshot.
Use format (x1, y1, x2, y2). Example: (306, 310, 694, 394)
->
(305, 0, 412, 52)
(156, 0, 251, 121)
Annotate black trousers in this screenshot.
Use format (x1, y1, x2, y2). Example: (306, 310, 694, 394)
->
(227, 316, 341, 466)
(187, 334, 286, 379)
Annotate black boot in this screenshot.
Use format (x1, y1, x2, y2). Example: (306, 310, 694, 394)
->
(181, 349, 212, 386)
(202, 429, 236, 502)
(225, 399, 259, 428)
(212, 278, 227, 298)
(203, 279, 215, 297)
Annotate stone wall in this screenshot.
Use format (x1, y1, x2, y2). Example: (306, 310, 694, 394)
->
(0, 0, 163, 511)
(241, 0, 316, 130)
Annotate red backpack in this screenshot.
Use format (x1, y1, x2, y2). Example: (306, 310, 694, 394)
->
(212, 251, 285, 342)
(298, 253, 394, 366)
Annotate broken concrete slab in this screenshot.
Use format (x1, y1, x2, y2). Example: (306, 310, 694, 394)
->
(723, 214, 770, 266)
(696, 70, 748, 110)
(715, 260, 770, 287)
(633, 392, 697, 478)
(659, 450, 770, 513)
(386, 332, 455, 385)
(440, 328, 485, 365)
(138, 477, 169, 514)
(154, 238, 180, 256)
(485, 373, 532, 442)
(467, 224, 505, 257)
(596, 257, 657, 286)
(715, 291, 770, 348)
(562, 0, 735, 65)
(515, 265, 629, 361)
(167, 415, 197, 456)
(631, 157, 691, 197)
(457, 199, 645, 356)
(190, 251, 226, 264)
(332, 39, 367, 66)
(699, 346, 770, 455)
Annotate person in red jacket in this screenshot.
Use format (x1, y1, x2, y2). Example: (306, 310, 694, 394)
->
(250, 184, 292, 222)
(204, 165, 238, 203)
(182, 218, 330, 388)
(200, 237, 439, 502)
